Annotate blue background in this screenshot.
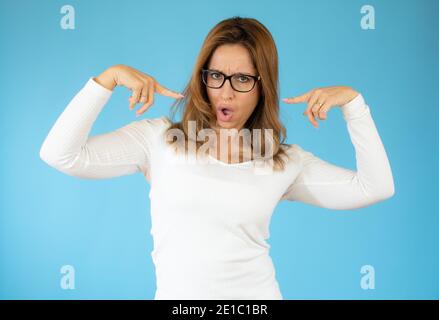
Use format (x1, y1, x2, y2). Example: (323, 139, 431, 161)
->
(0, 0, 437, 299)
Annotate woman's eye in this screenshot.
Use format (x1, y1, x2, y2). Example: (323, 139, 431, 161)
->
(238, 76, 249, 82)
(210, 72, 221, 79)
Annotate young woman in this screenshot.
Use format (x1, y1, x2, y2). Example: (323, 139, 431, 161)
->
(40, 16, 394, 300)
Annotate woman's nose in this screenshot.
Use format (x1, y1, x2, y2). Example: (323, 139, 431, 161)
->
(220, 78, 235, 100)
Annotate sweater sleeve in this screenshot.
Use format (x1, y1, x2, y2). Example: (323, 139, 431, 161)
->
(39, 77, 170, 180)
(280, 93, 395, 210)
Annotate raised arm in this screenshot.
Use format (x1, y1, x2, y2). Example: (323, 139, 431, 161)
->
(39, 65, 181, 179)
(281, 94, 395, 209)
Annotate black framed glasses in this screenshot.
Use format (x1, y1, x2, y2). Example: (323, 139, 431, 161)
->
(201, 69, 261, 93)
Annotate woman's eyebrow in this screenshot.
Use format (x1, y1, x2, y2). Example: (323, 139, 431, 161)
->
(210, 68, 254, 76)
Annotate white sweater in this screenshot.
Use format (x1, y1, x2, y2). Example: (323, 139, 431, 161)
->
(40, 77, 395, 300)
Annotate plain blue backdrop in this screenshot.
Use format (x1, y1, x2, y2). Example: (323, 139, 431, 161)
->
(0, 0, 438, 299)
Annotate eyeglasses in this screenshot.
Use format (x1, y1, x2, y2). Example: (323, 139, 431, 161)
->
(201, 69, 261, 93)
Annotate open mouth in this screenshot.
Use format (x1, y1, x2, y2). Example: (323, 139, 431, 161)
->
(217, 107, 233, 122)
(221, 108, 232, 115)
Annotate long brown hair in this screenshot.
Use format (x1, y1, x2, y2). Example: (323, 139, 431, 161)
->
(165, 16, 292, 171)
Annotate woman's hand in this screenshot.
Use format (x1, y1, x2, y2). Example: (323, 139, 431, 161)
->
(94, 64, 184, 117)
(282, 86, 359, 128)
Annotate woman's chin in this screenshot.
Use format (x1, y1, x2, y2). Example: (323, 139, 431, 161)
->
(215, 121, 239, 132)
(212, 116, 243, 132)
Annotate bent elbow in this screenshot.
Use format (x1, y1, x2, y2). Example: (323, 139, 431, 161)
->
(382, 183, 395, 200)
(39, 144, 64, 169)
(39, 143, 80, 174)
(372, 179, 395, 202)
(386, 181, 395, 198)
(382, 175, 395, 198)
(39, 143, 56, 167)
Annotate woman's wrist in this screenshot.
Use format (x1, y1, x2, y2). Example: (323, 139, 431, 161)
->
(94, 67, 117, 91)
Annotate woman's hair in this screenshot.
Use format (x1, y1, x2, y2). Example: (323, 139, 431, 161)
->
(165, 16, 292, 171)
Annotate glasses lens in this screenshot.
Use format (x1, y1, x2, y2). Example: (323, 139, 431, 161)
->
(204, 70, 224, 88)
(231, 74, 255, 92)
(202, 70, 256, 92)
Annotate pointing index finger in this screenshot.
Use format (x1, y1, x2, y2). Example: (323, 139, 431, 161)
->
(282, 91, 311, 104)
(155, 82, 185, 99)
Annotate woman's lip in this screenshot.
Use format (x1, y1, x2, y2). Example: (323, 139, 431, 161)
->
(216, 108, 233, 122)
(217, 105, 234, 112)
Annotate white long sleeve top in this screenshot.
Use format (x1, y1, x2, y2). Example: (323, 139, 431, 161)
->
(39, 77, 395, 300)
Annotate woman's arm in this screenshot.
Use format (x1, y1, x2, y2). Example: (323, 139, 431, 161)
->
(39, 76, 168, 179)
(40, 65, 182, 180)
(281, 94, 395, 209)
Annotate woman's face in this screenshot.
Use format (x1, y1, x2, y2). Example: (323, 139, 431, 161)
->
(206, 44, 260, 132)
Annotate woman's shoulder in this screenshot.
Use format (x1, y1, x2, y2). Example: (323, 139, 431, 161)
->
(118, 116, 173, 144)
(281, 143, 324, 165)
(281, 143, 305, 155)
(138, 115, 173, 129)
(282, 143, 325, 166)
(277, 143, 305, 165)
(126, 116, 173, 138)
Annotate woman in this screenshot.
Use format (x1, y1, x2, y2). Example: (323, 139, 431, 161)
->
(39, 16, 395, 300)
